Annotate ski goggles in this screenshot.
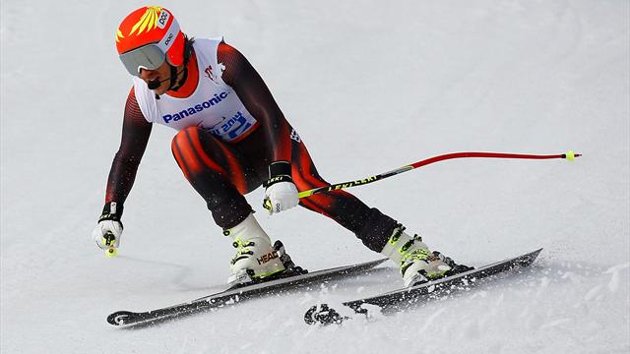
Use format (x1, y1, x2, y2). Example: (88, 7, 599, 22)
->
(119, 44, 166, 76)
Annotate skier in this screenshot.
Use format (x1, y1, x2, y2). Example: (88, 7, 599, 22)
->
(92, 6, 469, 287)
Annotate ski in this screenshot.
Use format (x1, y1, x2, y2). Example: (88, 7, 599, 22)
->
(304, 248, 542, 325)
(107, 257, 387, 327)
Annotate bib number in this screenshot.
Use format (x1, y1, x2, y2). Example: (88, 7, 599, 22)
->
(209, 111, 257, 142)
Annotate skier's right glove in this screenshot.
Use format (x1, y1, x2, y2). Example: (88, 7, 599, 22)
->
(91, 202, 124, 250)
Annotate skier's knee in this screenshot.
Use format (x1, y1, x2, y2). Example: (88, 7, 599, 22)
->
(171, 126, 201, 156)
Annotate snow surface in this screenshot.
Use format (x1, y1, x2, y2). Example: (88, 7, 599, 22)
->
(1, 0, 629, 353)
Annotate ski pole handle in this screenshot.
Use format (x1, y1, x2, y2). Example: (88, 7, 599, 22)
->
(298, 150, 581, 199)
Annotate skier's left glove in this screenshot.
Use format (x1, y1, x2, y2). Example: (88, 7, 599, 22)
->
(263, 161, 299, 214)
(91, 202, 124, 250)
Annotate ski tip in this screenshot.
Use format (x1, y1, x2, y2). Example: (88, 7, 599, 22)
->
(107, 311, 134, 326)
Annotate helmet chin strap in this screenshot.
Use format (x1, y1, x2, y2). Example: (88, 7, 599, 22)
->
(168, 63, 188, 92)
(150, 64, 188, 99)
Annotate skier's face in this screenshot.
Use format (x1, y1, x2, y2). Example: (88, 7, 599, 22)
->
(139, 60, 172, 95)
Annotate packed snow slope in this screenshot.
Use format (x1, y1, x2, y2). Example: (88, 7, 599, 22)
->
(2, 0, 628, 353)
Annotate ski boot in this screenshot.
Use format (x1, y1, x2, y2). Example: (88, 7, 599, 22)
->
(224, 213, 302, 285)
(381, 225, 473, 287)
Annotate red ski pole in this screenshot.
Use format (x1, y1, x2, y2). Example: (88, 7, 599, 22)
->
(298, 150, 581, 199)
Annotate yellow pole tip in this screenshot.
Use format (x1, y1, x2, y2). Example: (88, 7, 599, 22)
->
(565, 150, 576, 161)
(106, 247, 118, 258)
